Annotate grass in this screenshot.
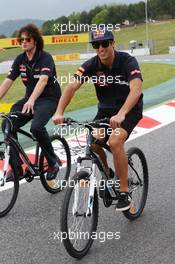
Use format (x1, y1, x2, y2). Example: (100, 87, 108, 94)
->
(0, 63, 175, 112)
(0, 43, 89, 62)
(116, 20, 175, 54)
(1, 19, 175, 62)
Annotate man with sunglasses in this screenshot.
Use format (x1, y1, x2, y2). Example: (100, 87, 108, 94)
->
(52, 28, 143, 211)
(0, 24, 61, 181)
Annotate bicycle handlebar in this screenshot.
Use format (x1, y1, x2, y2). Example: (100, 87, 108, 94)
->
(64, 117, 110, 128)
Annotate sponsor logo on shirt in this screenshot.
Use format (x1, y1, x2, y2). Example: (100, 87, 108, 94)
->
(33, 74, 40, 79)
(130, 70, 141, 75)
(19, 64, 27, 71)
(7, 68, 12, 75)
(76, 70, 83, 76)
(41, 67, 51, 72)
(75, 66, 85, 76)
(20, 72, 27, 77)
(78, 67, 85, 73)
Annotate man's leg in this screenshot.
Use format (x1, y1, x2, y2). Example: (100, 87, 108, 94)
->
(108, 110, 143, 211)
(2, 98, 31, 166)
(108, 128, 132, 211)
(91, 127, 110, 173)
(30, 99, 58, 167)
(90, 109, 115, 177)
(108, 128, 128, 192)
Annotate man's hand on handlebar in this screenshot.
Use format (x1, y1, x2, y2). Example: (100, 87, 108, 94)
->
(52, 112, 65, 125)
(110, 112, 126, 129)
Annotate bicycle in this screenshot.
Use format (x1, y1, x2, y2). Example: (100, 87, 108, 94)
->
(0, 111, 71, 217)
(60, 118, 149, 259)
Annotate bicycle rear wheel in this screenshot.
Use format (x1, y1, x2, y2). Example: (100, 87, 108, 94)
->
(0, 142, 19, 217)
(123, 147, 148, 220)
(61, 171, 99, 259)
(39, 135, 71, 193)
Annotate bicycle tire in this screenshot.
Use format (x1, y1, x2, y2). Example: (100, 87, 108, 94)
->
(39, 135, 71, 193)
(60, 171, 99, 259)
(0, 144, 19, 217)
(123, 147, 148, 220)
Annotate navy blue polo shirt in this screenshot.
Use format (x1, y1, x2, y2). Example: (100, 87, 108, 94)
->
(74, 51, 143, 111)
(7, 49, 61, 101)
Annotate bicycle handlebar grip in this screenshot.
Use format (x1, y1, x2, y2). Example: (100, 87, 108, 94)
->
(64, 117, 77, 125)
(97, 117, 110, 124)
(89, 118, 110, 127)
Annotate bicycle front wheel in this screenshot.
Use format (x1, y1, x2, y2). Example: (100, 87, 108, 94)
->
(61, 171, 99, 259)
(123, 147, 148, 220)
(39, 135, 71, 193)
(0, 142, 19, 217)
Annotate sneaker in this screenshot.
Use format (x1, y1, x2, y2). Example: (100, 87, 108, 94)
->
(115, 192, 132, 211)
(46, 162, 60, 181)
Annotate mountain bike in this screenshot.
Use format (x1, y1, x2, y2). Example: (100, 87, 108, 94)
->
(0, 112, 71, 217)
(60, 118, 149, 259)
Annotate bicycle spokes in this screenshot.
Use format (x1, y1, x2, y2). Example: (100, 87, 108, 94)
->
(123, 147, 148, 219)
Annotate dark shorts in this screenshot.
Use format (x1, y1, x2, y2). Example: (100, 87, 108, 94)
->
(94, 108, 143, 139)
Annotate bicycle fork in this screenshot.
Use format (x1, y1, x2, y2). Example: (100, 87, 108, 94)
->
(72, 164, 96, 217)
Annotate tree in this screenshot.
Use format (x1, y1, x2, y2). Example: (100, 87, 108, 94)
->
(41, 0, 175, 36)
(88, 5, 105, 24)
(92, 9, 109, 25)
(79, 11, 90, 24)
(68, 12, 80, 24)
(107, 4, 129, 24)
(11, 30, 18, 38)
(42, 20, 55, 35)
(0, 34, 7, 39)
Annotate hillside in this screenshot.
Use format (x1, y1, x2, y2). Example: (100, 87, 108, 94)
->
(1, 19, 175, 62)
(0, 19, 44, 37)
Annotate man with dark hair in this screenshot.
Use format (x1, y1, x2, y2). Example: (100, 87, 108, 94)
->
(0, 24, 61, 180)
(52, 28, 143, 211)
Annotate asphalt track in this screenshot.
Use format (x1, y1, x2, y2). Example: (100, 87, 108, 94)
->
(0, 117, 175, 264)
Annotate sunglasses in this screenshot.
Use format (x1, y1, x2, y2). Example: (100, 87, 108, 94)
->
(18, 37, 32, 44)
(92, 40, 111, 49)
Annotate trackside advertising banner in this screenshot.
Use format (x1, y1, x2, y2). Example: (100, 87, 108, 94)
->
(0, 33, 89, 48)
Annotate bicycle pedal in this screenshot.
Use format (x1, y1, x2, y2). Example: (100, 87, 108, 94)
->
(25, 175, 34, 182)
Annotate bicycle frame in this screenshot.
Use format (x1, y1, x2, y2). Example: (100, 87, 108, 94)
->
(73, 133, 117, 217)
(6, 129, 39, 175)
